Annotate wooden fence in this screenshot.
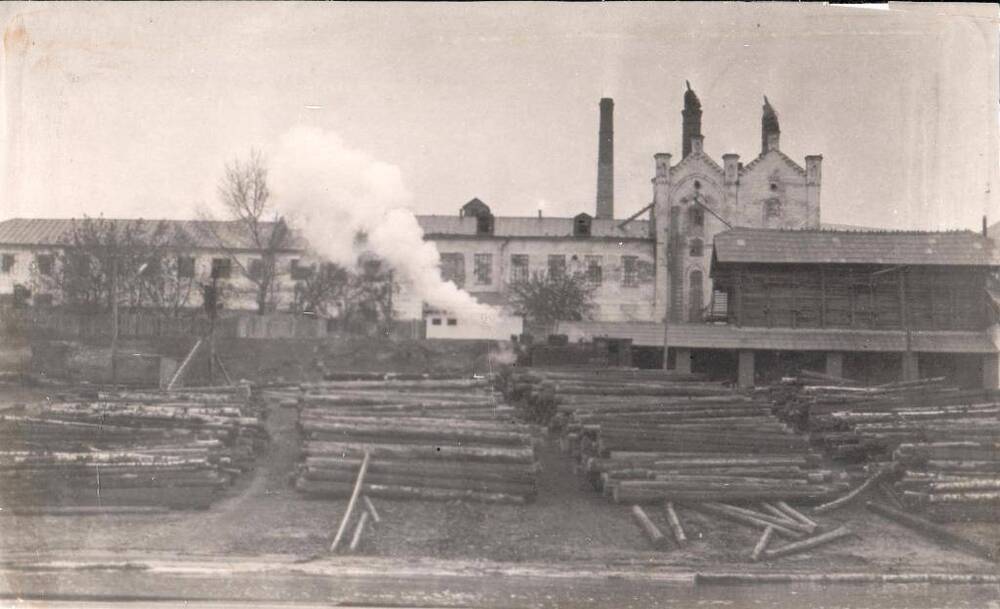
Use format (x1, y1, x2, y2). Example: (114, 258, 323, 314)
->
(0, 307, 331, 340)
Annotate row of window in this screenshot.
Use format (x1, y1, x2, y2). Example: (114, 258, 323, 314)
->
(440, 253, 647, 288)
(0, 253, 314, 281)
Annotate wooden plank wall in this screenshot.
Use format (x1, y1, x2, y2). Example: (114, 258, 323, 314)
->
(714, 264, 988, 331)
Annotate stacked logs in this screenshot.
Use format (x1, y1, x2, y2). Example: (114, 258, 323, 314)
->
(287, 376, 540, 505)
(0, 386, 267, 512)
(768, 374, 1000, 522)
(515, 368, 846, 505)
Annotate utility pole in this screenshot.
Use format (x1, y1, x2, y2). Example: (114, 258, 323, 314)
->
(110, 255, 119, 385)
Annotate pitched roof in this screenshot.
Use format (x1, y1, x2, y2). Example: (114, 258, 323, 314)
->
(739, 149, 807, 177)
(713, 228, 1000, 267)
(416, 215, 651, 240)
(555, 320, 996, 353)
(0, 218, 306, 251)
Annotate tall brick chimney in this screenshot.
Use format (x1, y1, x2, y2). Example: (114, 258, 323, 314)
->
(596, 98, 614, 219)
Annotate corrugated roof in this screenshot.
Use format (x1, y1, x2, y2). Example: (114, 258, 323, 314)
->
(417, 215, 651, 240)
(0, 218, 306, 251)
(555, 320, 996, 354)
(713, 228, 1000, 267)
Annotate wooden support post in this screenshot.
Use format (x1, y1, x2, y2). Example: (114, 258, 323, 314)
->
(984, 353, 1000, 390)
(762, 526, 853, 560)
(167, 339, 203, 391)
(631, 505, 668, 550)
(329, 451, 371, 553)
(824, 352, 844, 379)
(674, 348, 692, 375)
(819, 267, 827, 328)
(751, 526, 774, 561)
(348, 510, 369, 552)
(738, 350, 755, 389)
(901, 352, 919, 383)
(664, 501, 686, 544)
(363, 495, 382, 524)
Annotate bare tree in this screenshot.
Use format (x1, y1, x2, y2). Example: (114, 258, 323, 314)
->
(508, 270, 596, 333)
(32, 217, 195, 315)
(292, 262, 351, 316)
(211, 149, 290, 314)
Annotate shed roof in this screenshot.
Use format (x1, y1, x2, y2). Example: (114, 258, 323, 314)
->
(417, 215, 651, 240)
(0, 218, 305, 251)
(713, 228, 1000, 267)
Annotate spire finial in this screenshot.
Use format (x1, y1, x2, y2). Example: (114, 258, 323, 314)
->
(686, 80, 692, 91)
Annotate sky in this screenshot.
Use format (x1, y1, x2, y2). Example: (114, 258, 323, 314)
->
(2, 2, 998, 231)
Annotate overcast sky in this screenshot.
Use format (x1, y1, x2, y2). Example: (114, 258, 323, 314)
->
(2, 2, 998, 230)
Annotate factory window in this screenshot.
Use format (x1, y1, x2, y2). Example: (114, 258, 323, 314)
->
(248, 258, 264, 280)
(35, 254, 53, 276)
(177, 256, 195, 279)
(688, 206, 705, 232)
(585, 255, 603, 285)
(447, 318, 458, 326)
(510, 254, 529, 284)
(290, 258, 313, 280)
(474, 253, 493, 285)
(1, 254, 14, 273)
(622, 255, 639, 288)
(689, 238, 704, 257)
(431, 318, 442, 326)
(210, 257, 232, 279)
(764, 198, 783, 221)
(574, 213, 592, 237)
(548, 255, 566, 279)
(440, 253, 465, 288)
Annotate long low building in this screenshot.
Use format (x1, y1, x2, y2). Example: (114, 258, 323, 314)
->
(558, 227, 1000, 388)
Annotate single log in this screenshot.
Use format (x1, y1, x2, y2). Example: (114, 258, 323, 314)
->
(7, 506, 170, 516)
(760, 502, 801, 527)
(362, 495, 381, 524)
(711, 503, 814, 534)
(349, 510, 370, 552)
(664, 501, 686, 544)
(762, 526, 853, 559)
(303, 457, 538, 483)
(751, 526, 775, 561)
(813, 467, 893, 514)
(695, 503, 804, 540)
(775, 501, 819, 530)
(303, 422, 530, 447)
(866, 501, 996, 562)
(301, 468, 535, 496)
(297, 479, 528, 505)
(631, 505, 668, 549)
(304, 441, 536, 464)
(329, 451, 370, 553)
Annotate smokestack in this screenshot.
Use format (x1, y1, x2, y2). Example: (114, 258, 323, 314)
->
(596, 98, 614, 219)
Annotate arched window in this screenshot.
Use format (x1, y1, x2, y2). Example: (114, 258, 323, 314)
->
(689, 270, 704, 321)
(689, 238, 704, 257)
(687, 206, 705, 235)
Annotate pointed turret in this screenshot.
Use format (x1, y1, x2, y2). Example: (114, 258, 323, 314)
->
(762, 95, 780, 154)
(682, 81, 703, 158)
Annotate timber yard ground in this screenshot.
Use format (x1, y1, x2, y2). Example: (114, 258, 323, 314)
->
(1, 383, 999, 608)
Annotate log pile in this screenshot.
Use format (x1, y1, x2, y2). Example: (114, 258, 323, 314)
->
(509, 368, 845, 505)
(0, 385, 267, 511)
(768, 374, 1000, 522)
(289, 376, 540, 505)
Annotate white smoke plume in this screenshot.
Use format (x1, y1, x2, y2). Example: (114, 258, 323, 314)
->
(270, 126, 496, 323)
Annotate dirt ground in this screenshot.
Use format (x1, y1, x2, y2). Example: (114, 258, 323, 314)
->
(1, 383, 998, 575)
